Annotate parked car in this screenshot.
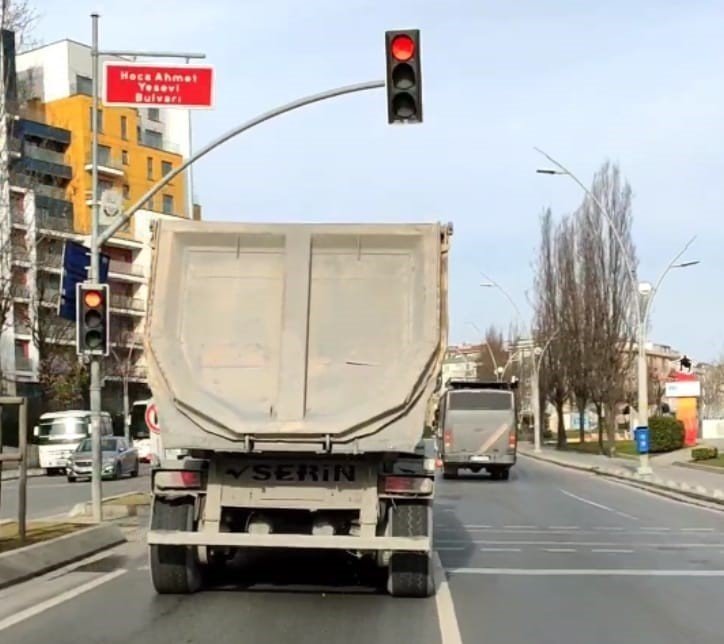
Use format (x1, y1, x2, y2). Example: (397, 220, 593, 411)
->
(66, 436, 140, 482)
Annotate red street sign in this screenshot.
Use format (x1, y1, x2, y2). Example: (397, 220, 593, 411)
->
(102, 62, 214, 109)
(145, 403, 160, 434)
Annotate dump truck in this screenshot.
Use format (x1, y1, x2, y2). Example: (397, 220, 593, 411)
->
(438, 379, 518, 480)
(145, 220, 451, 597)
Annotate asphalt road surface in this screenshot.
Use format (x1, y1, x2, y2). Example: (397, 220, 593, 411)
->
(1, 457, 723, 643)
(0, 466, 151, 520)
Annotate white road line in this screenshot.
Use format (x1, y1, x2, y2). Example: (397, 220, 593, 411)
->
(681, 528, 714, 532)
(596, 526, 625, 531)
(559, 489, 638, 520)
(136, 565, 150, 571)
(544, 548, 577, 553)
(447, 568, 724, 577)
(462, 524, 491, 528)
(504, 525, 538, 529)
(549, 526, 579, 530)
(0, 569, 127, 632)
(591, 549, 634, 554)
(439, 539, 724, 549)
(479, 547, 522, 552)
(436, 547, 466, 552)
(432, 553, 463, 644)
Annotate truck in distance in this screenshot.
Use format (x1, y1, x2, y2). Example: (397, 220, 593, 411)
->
(144, 220, 451, 597)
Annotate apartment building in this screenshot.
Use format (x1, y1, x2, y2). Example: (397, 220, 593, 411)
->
(0, 32, 197, 415)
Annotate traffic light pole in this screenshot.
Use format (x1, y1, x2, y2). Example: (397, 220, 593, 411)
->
(88, 13, 206, 522)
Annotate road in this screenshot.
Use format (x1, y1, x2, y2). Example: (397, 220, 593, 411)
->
(0, 466, 151, 520)
(1, 457, 723, 643)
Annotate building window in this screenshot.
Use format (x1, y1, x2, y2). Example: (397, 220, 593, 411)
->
(75, 75, 92, 96)
(143, 129, 163, 149)
(89, 107, 103, 133)
(122, 150, 129, 165)
(161, 160, 172, 176)
(121, 116, 128, 140)
(146, 157, 153, 180)
(98, 144, 111, 166)
(145, 197, 154, 210)
(162, 194, 174, 215)
(122, 184, 130, 199)
(148, 107, 160, 121)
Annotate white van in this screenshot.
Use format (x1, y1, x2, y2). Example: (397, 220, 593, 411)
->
(34, 410, 114, 475)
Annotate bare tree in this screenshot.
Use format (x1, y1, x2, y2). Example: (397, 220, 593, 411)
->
(578, 163, 638, 454)
(701, 357, 724, 419)
(533, 209, 570, 449)
(2, 1, 40, 51)
(475, 325, 509, 380)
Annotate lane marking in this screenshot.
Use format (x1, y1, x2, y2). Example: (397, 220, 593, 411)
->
(544, 548, 577, 553)
(591, 549, 634, 554)
(432, 553, 463, 644)
(437, 539, 724, 549)
(681, 528, 714, 532)
(479, 547, 522, 552)
(462, 524, 491, 529)
(136, 565, 150, 571)
(447, 568, 724, 577)
(436, 547, 466, 552)
(0, 569, 127, 632)
(559, 489, 638, 520)
(504, 525, 538, 529)
(596, 526, 625, 531)
(549, 526, 579, 530)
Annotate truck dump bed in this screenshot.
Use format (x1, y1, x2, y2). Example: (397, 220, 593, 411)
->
(145, 221, 449, 454)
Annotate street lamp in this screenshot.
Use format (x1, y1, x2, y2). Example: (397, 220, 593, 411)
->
(531, 331, 559, 453)
(535, 146, 699, 476)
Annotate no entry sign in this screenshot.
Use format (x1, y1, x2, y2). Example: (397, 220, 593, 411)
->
(103, 61, 214, 109)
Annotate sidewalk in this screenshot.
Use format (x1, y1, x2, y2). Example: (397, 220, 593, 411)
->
(1, 468, 46, 482)
(519, 443, 724, 506)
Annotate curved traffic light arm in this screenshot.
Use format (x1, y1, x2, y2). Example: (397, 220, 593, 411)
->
(96, 80, 385, 247)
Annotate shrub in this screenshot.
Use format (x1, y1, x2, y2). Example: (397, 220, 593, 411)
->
(647, 416, 685, 453)
(691, 446, 719, 461)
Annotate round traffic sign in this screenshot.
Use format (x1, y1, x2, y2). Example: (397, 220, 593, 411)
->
(145, 403, 160, 434)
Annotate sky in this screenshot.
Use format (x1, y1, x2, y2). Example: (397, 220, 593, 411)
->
(27, 0, 724, 361)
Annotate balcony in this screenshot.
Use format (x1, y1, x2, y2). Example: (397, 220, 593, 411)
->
(85, 147, 125, 176)
(138, 130, 180, 154)
(11, 206, 26, 226)
(37, 251, 63, 270)
(15, 113, 71, 146)
(11, 284, 31, 300)
(14, 356, 34, 372)
(108, 259, 146, 279)
(33, 183, 68, 201)
(36, 212, 75, 234)
(14, 319, 31, 335)
(11, 247, 31, 264)
(110, 293, 146, 312)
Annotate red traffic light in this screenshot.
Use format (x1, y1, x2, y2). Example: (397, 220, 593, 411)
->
(391, 34, 415, 61)
(83, 290, 103, 308)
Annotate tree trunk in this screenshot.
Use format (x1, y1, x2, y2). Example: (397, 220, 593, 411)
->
(555, 400, 567, 449)
(596, 403, 604, 454)
(578, 403, 586, 445)
(605, 401, 617, 457)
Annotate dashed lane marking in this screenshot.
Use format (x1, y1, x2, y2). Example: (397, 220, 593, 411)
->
(432, 553, 463, 644)
(446, 568, 724, 577)
(559, 489, 638, 521)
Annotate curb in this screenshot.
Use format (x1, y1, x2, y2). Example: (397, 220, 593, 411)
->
(673, 461, 724, 476)
(1, 469, 46, 482)
(520, 451, 724, 509)
(68, 490, 150, 519)
(0, 523, 126, 590)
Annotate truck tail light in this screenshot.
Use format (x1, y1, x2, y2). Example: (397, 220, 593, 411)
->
(508, 432, 517, 448)
(444, 428, 452, 448)
(381, 475, 433, 495)
(154, 470, 203, 490)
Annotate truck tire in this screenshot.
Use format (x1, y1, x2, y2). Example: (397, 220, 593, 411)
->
(387, 503, 434, 598)
(500, 468, 511, 481)
(150, 497, 202, 594)
(442, 465, 457, 479)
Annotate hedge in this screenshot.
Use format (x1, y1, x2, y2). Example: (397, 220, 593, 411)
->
(692, 446, 719, 461)
(647, 416, 685, 453)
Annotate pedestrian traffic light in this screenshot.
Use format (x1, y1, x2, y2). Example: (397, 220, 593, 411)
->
(385, 29, 422, 124)
(76, 283, 109, 356)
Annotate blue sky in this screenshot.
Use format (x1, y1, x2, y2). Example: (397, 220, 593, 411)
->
(31, 0, 724, 361)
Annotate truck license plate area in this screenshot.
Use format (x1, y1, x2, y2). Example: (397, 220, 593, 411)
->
(470, 455, 490, 462)
(223, 461, 359, 485)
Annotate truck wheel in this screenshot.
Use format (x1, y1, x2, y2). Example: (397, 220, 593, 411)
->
(387, 504, 434, 598)
(442, 466, 457, 479)
(500, 468, 511, 481)
(150, 497, 202, 594)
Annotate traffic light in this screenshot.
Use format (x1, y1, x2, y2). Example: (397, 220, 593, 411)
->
(385, 29, 422, 124)
(76, 283, 109, 356)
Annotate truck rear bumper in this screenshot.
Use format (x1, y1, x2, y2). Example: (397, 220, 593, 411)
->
(147, 530, 431, 552)
(444, 455, 516, 466)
